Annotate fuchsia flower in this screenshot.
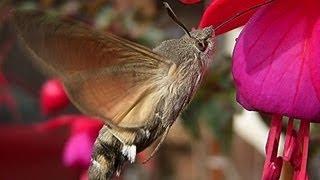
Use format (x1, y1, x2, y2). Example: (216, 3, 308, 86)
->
(0, 75, 103, 179)
(198, 0, 260, 35)
(38, 79, 103, 172)
(232, 1, 319, 179)
(0, 115, 102, 180)
(37, 115, 103, 169)
(182, 0, 320, 179)
(232, 0, 320, 122)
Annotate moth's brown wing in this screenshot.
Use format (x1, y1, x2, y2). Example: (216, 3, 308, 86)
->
(13, 10, 171, 127)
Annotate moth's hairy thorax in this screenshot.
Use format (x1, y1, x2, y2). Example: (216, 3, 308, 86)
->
(153, 38, 197, 64)
(153, 37, 204, 90)
(153, 27, 215, 75)
(153, 39, 203, 88)
(151, 30, 215, 126)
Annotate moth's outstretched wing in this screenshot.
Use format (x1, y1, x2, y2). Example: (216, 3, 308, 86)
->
(13, 10, 171, 127)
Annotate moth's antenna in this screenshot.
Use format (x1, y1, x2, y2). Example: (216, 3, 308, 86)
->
(163, 2, 191, 38)
(214, 0, 275, 31)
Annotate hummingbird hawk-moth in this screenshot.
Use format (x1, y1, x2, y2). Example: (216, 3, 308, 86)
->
(12, 3, 215, 179)
(12, 1, 273, 179)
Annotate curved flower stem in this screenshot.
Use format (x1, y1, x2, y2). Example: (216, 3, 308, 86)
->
(262, 115, 282, 180)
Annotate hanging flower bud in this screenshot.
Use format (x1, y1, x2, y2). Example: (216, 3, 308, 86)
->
(40, 79, 69, 115)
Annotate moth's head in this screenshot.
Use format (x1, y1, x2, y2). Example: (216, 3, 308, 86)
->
(153, 26, 215, 64)
(185, 26, 215, 56)
(158, 3, 215, 64)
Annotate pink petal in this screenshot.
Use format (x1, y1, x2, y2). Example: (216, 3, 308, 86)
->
(34, 115, 103, 169)
(69, 116, 103, 137)
(35, 115, 102, 132)
(63, 132, 94, 168)
(232, 0, 320, 121)
(61, 116, 102, 168)
(178, 0, 201, 4)
(34, 115, 76, 131)
(199, 0, 264, 35)
(0, 124, 79, 179)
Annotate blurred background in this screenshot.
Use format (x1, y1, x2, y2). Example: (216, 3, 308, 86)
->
(1, 0, 320, 180)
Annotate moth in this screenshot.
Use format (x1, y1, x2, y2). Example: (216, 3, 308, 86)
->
(12, 1, 273, 179)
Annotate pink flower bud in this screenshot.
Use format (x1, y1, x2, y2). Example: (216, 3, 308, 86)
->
(40, 79, 69, 115)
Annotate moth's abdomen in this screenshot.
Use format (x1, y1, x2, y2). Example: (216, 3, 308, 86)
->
(89, 126, 126, 180)
(89, 142, 118, 180)
(88, 123, 163, 180)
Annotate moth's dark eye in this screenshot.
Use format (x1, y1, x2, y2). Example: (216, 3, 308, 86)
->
(196, 40, 208, 52)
